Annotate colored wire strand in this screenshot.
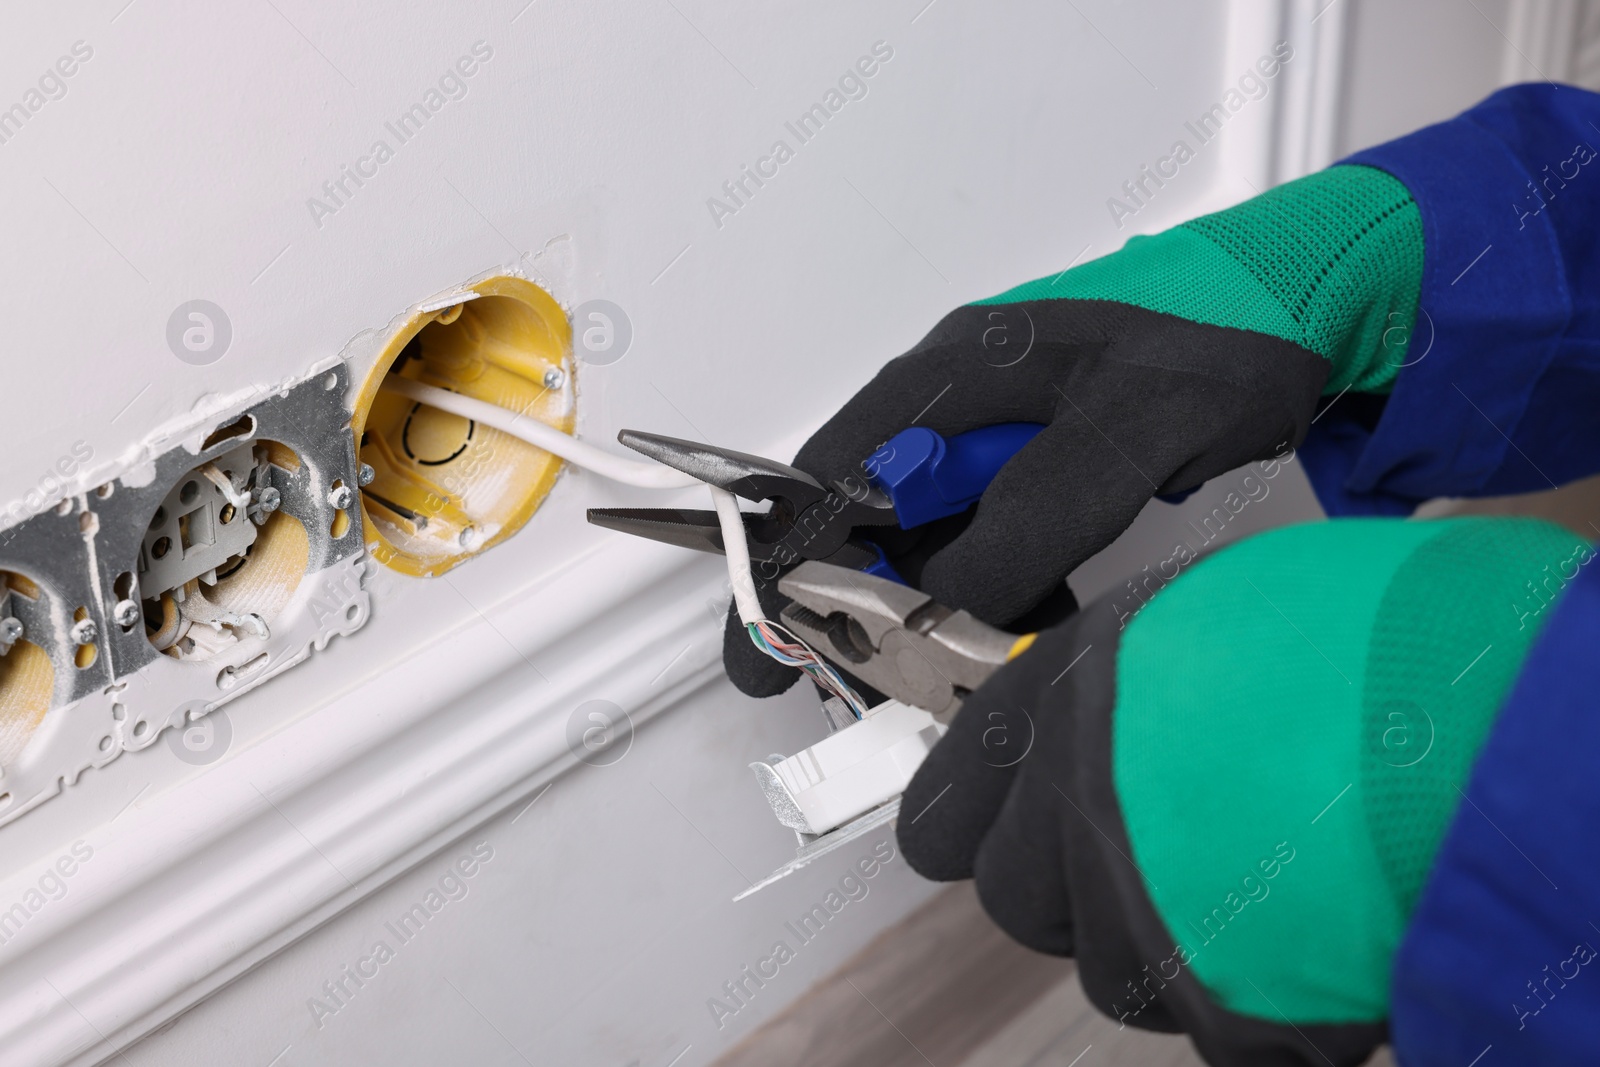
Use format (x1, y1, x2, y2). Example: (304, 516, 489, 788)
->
(710, 487, 868, 718)
(745, 617, 869, 719)
(403, 379, 868, 718)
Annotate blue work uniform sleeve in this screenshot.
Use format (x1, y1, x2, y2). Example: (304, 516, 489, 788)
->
(1389, 549, 1600, 1065)
(1300, 83, 1600, 515)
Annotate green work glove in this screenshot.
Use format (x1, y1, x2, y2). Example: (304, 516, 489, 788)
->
(727, 165, 1424, 697)
(898, 517, 1590, 1066)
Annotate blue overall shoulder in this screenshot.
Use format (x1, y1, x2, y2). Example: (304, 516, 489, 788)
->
(1302, 84, 1600, 515)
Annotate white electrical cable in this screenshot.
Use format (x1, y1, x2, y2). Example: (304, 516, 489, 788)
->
(397, 374, 867, 715)
(711, 485, 764, 624)
(713, 486, 869, 718)
(386, 377, 702, 490)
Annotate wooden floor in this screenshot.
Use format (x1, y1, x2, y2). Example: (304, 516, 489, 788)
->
(712, 882, 1396, 1067)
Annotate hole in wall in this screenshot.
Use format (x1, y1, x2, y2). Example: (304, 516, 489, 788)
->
(353, 276, 576, 577)
(328, 478, 351, 539)
(217, 652, 269, 691)
(6, 573, 40, 601)
(72, 606, 97, 669)
(0, 568, 53, 771)
(201, 414, 256, 452)
(259, 440, 302, 474)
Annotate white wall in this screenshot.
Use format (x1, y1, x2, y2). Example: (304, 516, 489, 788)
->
(0, 1, 1554, 1064)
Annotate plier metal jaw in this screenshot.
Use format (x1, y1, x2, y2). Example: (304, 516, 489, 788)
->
(587, 429, 899, 572)
(777, 560, 1024, 722)
(586, 422, 1048, 582)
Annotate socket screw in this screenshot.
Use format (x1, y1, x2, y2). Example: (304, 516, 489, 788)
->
(328, 485, 354, 511)
(458, 526, 480, 549)
(249, 485, 281, 524)
(357, 463, 376, 487)
(113, 600, 141, 630)
(70, 618, 97, 646)
(0, 617, 23, 651)
(543, 367, 566, 390)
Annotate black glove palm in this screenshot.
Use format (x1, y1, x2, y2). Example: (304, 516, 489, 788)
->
(724, 300, 1325, 697)
(722, 164, 1425, 698)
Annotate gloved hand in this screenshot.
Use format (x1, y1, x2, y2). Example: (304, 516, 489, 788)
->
(726, 163, 1424, 697)
(896, 516, 1589, 1066)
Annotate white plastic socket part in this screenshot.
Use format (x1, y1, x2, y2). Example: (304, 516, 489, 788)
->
(751, 700, 945, 837)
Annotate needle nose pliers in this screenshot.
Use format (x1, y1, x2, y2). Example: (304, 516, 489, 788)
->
(586, 421, 1044, 581)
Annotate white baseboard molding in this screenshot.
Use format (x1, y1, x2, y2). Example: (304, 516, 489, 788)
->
(0, 544, 729, 1067)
